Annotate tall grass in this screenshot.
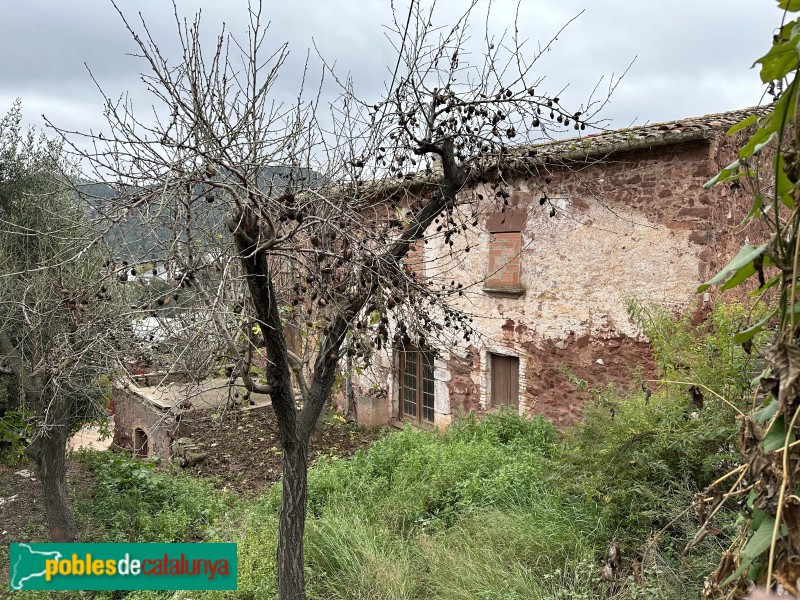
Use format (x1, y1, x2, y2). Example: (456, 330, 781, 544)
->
(58, 402, 736, 600)
(206, 302, 753, 599)
(41, 301, 758, 599)
(178, 400, 735, 600)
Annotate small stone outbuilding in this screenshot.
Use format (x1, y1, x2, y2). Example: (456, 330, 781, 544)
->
(112, 375, 270, 460)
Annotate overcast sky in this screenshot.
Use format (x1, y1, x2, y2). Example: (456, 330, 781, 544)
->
(0, 0, 780, 142)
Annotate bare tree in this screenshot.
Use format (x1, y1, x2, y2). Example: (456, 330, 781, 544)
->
(51, 1, 614, 596)
(0, 102, 121, 541)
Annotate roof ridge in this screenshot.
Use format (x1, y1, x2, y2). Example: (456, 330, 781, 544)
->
(531, 105, 765, 152)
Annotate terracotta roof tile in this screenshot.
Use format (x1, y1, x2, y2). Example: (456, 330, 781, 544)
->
(518, 106, 765, 162)
(352, 106, 768, 198)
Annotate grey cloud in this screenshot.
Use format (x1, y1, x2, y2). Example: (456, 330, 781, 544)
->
(0, 0, 783, 137)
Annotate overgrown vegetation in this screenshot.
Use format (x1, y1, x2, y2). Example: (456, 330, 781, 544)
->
(142, 396, 736, 599)
(74, 451, 230, 544)
(7, 301, 761, 599)
(0, 101, 124, 542)
(691, 2, 800, 595)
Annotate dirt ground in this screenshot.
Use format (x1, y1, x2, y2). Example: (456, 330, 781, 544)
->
(2, 463, 100, 543)
(0, 408, 381, 589)
(0, 407, 381, 547)
(68, 419, 114, 452)
(181, 406, 382, 494)
(0, 465, 48, 544)
(0, 460, 96, 590)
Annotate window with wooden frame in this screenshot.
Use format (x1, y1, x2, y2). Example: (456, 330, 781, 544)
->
(399, 346, 435, 424)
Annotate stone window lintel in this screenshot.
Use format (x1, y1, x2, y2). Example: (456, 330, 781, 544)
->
(482, 285, 526, 298)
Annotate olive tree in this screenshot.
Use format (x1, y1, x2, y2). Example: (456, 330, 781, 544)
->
(0, 101, 120, 542)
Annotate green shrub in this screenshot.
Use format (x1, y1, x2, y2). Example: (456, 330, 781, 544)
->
(555, 390, 737, 543)
(301, 412, 555, 534)
(627, 298, 770, 411)
(446, 408, 557, 451)
(74, 450, 229, 543)
(0, 408, 30, 461)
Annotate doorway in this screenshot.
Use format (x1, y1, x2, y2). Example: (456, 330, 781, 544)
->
(490, 353, 519, 408)
(133, 427, 149, 458)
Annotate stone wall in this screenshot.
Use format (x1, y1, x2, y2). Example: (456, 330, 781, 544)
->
(352, 123, 767, 429)
(112, 386, 175, 460)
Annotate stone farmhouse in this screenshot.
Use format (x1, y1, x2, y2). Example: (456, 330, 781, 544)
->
(351, 107, 763, 429)
(113, 107, 763, 456)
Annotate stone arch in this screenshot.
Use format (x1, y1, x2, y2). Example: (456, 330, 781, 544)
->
(133, 426, 149, 458)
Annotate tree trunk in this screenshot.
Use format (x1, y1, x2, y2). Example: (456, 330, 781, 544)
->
(28, 427, 78, 543)
(230, 153, 466, 597)
(234, 218, 309, 599)
(277, 441, 308, 600)
(2, 335, 79, 544)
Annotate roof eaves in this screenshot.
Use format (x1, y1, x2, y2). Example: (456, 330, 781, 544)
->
(544, 128, 712, 164)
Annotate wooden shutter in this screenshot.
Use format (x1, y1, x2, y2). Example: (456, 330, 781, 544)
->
(491, 354, 519, 407)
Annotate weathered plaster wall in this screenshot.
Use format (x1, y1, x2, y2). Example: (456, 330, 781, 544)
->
(426, 142, 712, 422)
(355, 130, 763, 428)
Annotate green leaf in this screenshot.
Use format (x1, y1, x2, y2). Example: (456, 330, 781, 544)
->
(740, 127, 775, 160)
(750, 274, 780, 295)
(763, 415, 796, 451)
(740, 90, 795, 160)
(751, 506, 768, 531)
(755, 131, 778, 155)
(720, 558, 753, 588)
(744, 516, 779, 559)
(721, 558, 751, 587)
(704, 159, 741, 189)
(704, 165, 756, 189)
(741, 194, 765, 227)
(733, 308, 777, 344)
(748, 560, 763, 582)
(755, 19, 800, 82)
(727, 114, 758, 135)
(721, 260, 756, 291)
(754, 399, 778, 423)
(697, 243, 769, 292)
(779, 0, 800, 11)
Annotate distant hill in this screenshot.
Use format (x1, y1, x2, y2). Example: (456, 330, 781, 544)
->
(75, 167, 322, 261)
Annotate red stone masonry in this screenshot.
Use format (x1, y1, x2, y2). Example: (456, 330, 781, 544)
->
(349, 107, 772, 429)
(405, 239, 425, 279)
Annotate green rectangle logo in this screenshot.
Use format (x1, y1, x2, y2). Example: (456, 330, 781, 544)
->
(9, 543, 237, 591)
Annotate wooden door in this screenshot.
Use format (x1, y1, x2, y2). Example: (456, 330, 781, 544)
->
(491, 354, 519, 408)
